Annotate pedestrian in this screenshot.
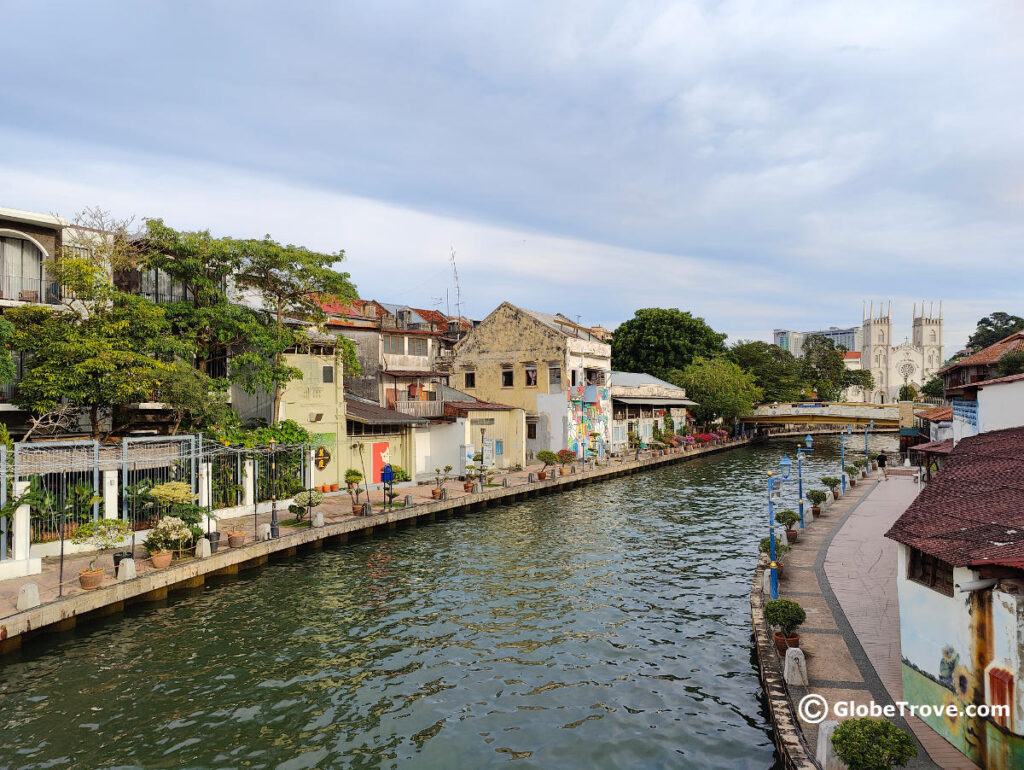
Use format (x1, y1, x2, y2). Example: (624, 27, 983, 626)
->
(877, 450, 889, 480)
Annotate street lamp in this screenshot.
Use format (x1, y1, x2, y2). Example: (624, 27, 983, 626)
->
(840, 425, 852, 492)
(767, 452, 793, 600)
(269, 439, 279, 538)
(796, 434, 814, 528)
(779, 454, 792, 480)
(864, 419, 874, 476)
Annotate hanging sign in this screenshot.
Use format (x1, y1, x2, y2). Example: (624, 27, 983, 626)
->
(314, 447, 332, 470)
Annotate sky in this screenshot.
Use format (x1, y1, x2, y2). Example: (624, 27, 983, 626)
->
(2, 1, 1022, 352)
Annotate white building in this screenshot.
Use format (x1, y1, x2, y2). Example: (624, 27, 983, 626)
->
(862, 301, 944, 403)
(609, 372, 696, 453)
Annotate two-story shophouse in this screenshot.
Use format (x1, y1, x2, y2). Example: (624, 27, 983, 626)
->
(450, 302, 612, 460)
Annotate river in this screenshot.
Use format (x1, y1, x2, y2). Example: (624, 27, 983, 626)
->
(0, 435, 897, 769)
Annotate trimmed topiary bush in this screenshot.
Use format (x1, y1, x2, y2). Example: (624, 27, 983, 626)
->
(759, 537, 791, 557)
(763, 598, 806, 637)
(831, 717, 917, 770)
(535, 450, 559, 472)
(821, 476, 841, 493)
(807, 489, 828, 507)
(775, 509, 800, 528)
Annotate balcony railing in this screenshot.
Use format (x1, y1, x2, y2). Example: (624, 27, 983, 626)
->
(395, 400, 446, 418)
(0, 276, 61, 305)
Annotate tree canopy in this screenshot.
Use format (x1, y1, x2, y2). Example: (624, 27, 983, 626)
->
(967, 312, 1024, 351)
(798, 334, 874, 401)
(670, 357, 762, 424)
(611, 308, 726, 379)
(729, 340, 805, 402)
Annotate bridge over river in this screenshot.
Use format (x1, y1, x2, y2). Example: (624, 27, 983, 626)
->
(741, 401, 930, 429)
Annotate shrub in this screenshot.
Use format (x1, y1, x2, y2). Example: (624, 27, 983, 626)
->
(868, 453, 879, 461)
(831, 717, 917, 770)
(845, 465, 859, 477)
(556, 449, 577, 465)
(294, 489, 324, 508)
(344, 469, 363, 485)
(821, 476, 841, 493)
(72, 519, 132, 570)
(149, 482, 196, 505)
(759, 537, 791, 557)
(854, 458, 867, 468)
(763, 598, 806, 637)
(535, 450, 559, 471)
(433, 465, 453, 490)
(807, 489, 827, 507)
(775, 509, 800, 528)
(144, 516, 192, 554)
(390, 464, 411, 482)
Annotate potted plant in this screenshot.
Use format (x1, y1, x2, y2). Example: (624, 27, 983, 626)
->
(845, 465, 859, 487)
(759, 537, 792, 578)
(775, 509, 800, 543)
(763, 598, 806, 655)
(806, 489, 827, 517)
(830, 717, 917, 770)
(868, 453, 879, 470)
(854, 458, 868, 478)
(227, 529, 246, 548)
(71, 519, 132, 589)
(347, 481, 366, 515)
(463, 465, 477, 492)
(535, 451, 558, 480)
(432, 465, 453, 499)
(556, 449, 576, 475)
(821, 476, 841, 500)
(144, 516, 192, 568)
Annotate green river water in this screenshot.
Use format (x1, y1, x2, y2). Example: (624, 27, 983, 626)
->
(0, 436, 897, 769)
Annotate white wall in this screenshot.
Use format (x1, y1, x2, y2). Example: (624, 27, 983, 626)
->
(978, 380, 1024, 434)
(413, 421, 465, 479)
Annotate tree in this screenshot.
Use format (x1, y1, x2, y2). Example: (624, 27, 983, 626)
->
(997, 351, 1024, 377)
(611, 308, 727, 379)
(801, 335, 846, 401)
(729, 340, 805, 402)
(967, 312, 1024, 351)
(920, 375, 944, 399)
(4, 256, 178, 437)
(842, 368, 875, 397)
(898, 384, 917, 401)
(157, 360, 233, 435)
(670, 357, 762, 424)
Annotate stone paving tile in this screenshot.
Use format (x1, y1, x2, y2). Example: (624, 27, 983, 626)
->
(802, 632, 864, 682)
(780, 567, 821, 593)
(791, 594, 839, 631)
(784, 547, 819, 567)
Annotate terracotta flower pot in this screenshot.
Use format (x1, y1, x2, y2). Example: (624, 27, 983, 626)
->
(78, 567, 104, 590)
(227, 532, 246, 548)
(558, 467, 569, 476)
(849, 478, 857, 487)
(150, 550, 173, 568)
(328, 483, 338, 492)
(351, 504, 363, 516)
(775, 562, 785, 579)
(463, 481, 474, 492)
(785, 528, 799, 543)
(431, 489, 443, 499)
(871, 462, 878, 470)
(773, 631, 800, 655)
(832, 490, 840, 501)
(537, 471, 548, 480)
(811, 506, 821, 519)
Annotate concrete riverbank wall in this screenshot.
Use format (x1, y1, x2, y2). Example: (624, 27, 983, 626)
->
(1, 438, 752, 654)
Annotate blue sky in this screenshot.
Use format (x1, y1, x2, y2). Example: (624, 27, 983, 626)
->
(2, 1, 1022, 351)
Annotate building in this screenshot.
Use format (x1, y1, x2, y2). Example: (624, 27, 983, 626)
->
(939, 331, 1024, 401)
(609, 372, 696, 453)
(839, 351, 867, 402)
(774, 325, 862, 358)
(861, 301, 944, 403)
(450, 302, 612, 459)
(886, 426, 1024, 769)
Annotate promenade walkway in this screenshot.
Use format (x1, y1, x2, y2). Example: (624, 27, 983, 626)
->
(776, 471, 978, 769)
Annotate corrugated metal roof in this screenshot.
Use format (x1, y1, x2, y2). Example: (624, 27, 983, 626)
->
(610, 371, 681, 389)
(345, 399, 428, 425)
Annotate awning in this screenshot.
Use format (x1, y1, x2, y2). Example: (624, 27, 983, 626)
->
(345, 399, 428, 425)
(910, 438, 954, 455)
(382, 370, 448, 378)
(613, 396, 698, 407)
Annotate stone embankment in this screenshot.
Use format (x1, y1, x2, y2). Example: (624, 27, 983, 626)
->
(0, 438, 749, 654)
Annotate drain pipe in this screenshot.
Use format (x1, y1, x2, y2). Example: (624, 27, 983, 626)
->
(957, 579, 998, 593)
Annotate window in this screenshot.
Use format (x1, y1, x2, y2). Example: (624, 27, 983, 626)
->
(527, 421, 537, 440)
(584, 368, 606, 386)
(525, 366, 538, 387)
(322, 365, 334, 384)
(464, 371, 476, 388)
(0, 236, 48, 302)
(571, 369, 578, 387)
(409, 337, 427, 356)
(383, 335, 404, 355)
(502, 368, 514, 387)
(908, 548, 954, 596)
(988, 668, 1014, 730)
(549, 367, 561, 386)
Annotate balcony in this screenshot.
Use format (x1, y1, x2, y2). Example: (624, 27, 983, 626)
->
(394, 400, 446, 418)
(0, 275, 61, 305)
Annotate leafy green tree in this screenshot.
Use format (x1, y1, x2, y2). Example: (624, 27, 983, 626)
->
(157, 360, 233, 435)
(611, 308, 727, 379)
(800, 335, 846, 401)
(670, 357, 762, 424)
(831, 717, 917, 770)
(5, 256, 176, 437)
(920, 375, 944, 398)
(842, 368, 875, 397)
(898, 383, 918, 401)
(997, 351, 1024, 377)
(967, 312, 1024, 351)
(729, 340, 806, 402)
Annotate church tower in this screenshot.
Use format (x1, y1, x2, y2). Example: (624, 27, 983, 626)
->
(862, 300, 892, 402)
(913, 301, 944, 379)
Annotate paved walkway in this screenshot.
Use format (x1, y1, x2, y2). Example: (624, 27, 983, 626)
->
(776, 472, 978, 769)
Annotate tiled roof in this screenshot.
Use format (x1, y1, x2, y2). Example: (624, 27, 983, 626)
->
(915, 405, 952, 422)
(977, 372, 1024, 389)
(885, 426, 1024, 566)
(938, 331, 1024, 373)
(842, 351, 861, 360)
(411, 308, 447, 325)
(910, 438, 954, 455)
(345, 397, 428, 425)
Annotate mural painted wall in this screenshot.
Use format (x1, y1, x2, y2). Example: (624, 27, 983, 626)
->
(566, 386, 611, 457)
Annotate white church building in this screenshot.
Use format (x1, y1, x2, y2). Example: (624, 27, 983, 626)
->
(861, 301, 944, 403)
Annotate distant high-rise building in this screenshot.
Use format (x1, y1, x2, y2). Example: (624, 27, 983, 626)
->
(773, 325, 863, 358)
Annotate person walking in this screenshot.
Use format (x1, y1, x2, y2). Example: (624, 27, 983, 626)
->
(877, 450, 889, 480)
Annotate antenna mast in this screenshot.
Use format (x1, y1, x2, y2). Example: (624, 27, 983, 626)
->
(450, 247, 463, 322)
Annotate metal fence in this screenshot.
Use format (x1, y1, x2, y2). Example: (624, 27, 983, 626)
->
(0, 451, 8, 560)
(254, 445, 308, 503)
(15, 440, 101, 544)
(210, 449, 244, 509)
(120, 436, 197, 530)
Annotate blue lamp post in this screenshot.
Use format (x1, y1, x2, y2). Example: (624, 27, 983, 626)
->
(864, 419, 874, 474)
(768, 455, 793, 600)
(840, 425, 852, 492)
(796, 434, 814, 528)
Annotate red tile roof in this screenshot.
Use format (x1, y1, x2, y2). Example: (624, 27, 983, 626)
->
(977, 372, 1024, 388)
(939, 331, 1024, 373)
(910, 438, 953, 455)
(411, 308, 447, 325)
(915, 405, 952, 422)
(885, 426, 1024, 566)
(842, 351, 861, 360)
